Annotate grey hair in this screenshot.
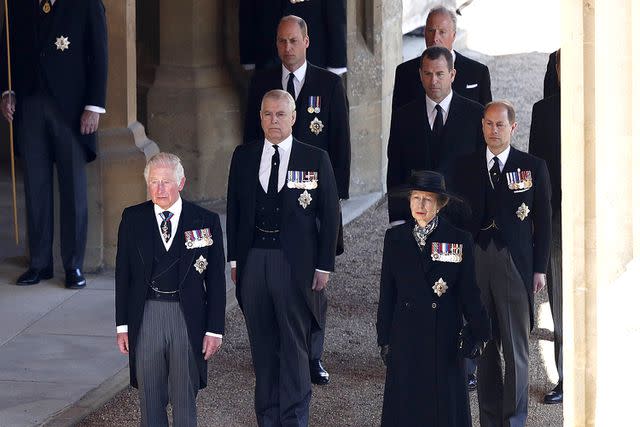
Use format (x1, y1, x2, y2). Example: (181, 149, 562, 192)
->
(261, 89, 296, 114)
(484, 100, 517, 124)
(279, 15, 308, 38)
(427, 6, 458, 32)
(143, 152, 185, 183)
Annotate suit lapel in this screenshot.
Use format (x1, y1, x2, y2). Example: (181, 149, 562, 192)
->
(137, 202, 156, 285)
(282, 140, 300, 219)
(44, 0, 67, 48)
(296, 63, 314, 111)
(177, 202, 203, 289)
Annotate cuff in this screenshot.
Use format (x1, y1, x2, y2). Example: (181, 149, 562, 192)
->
(230, 260, 237, 268)
(85, 105, 106, 114)
(242, 64, 256, 71)
(116, 325, 128, 333)
(315, 269, 331, 274)
(389, 220, 406, 227)
(2, 90, 15, 98)
(327, 67, 347, 75)
(205, 332, 223, 338)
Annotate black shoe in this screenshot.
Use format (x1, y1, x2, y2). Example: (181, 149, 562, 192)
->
(16, 267, 53, 286)
(310, 359, 330, 385)
(65, 269, 87, 289)
(543, 382, 563, 404)
(467, 373, 478, 391)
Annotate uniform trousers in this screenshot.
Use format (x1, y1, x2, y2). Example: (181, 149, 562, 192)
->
(241, 248, 312, 427)
(16, 93, 87, 270)
(136, 300, 199, 427)
(547, 215, 563, 382)
(475, 241, 530, 427)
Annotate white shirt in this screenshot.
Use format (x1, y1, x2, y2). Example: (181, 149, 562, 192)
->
(116, 196, 222, 339)
(486, 145, 511, 187)
(281, 61, 308, 100)
(259, 135, 293, 193)
(425, 90, 453, 130)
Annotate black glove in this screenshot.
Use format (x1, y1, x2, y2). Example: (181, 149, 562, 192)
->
(458, 326, 486, 359)
(380, 344, 391, 366)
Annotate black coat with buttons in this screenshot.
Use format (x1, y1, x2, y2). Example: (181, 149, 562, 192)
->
(376, 217, 490, 427)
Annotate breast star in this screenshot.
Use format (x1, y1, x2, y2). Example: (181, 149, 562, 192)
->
(55, 36, 71, 52)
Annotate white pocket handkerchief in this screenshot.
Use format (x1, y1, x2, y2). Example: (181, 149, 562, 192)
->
(466, 83, 478, 89)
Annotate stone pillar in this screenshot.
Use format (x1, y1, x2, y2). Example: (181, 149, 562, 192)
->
(98, 0, 157, 267)
(562, 0, 640, 424)
(347, 0, 402, 195)
(146, 0, 241, 202)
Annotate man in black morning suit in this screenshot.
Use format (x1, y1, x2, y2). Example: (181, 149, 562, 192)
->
(228, 89, 340, 426)
(392, 6, 492, 112)
(239, 0, 347, 72)
(244, 15, 350, 384)
(0, 0, 108, 288)
(387, 46, 484, 225)
(115, 153, 226, 426)
(450, 101, 552, 427)
(530, 48, 563, 405)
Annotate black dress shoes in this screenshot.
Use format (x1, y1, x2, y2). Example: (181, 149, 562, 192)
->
(310, 359, 330, 385)
(467, 373, 478, 391)
(16, 267, 53, 286)
(543, 381, 563, 404)
(65, 269, 87, 289)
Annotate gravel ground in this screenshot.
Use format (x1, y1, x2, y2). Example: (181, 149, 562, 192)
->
(79, 51, 563, 426)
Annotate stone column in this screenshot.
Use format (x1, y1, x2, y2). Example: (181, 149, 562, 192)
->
(146, 0, 241, 202)
(562, 0, 640, 424)
(98, 0, 157, 267)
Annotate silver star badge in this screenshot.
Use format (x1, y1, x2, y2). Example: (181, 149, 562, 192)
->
(432, 277, 448, 297)
(194, 255, 208, 274)
(516, 203, 530, 221)
(55, 36, 71, 52)
(309, 117, 324, 135)
(298, 190, 312, 209)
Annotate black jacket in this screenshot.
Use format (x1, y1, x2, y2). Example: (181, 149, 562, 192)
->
(391, 51, 492, 112)
(238, 0, 347, 69)
(115, 200, 227, 389)
(226, 138, 340, 329)
(244, 63, 351, 199)
(543, 51, 560, 99)
(377, 218, 490, 426)
(449, 148, 552, 328)
(529, 94, 560, 215)
(386, 93, 484, 222)
(0, 0, 108, 161)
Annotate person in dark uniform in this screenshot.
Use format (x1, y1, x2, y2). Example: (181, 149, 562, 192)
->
(392, 5, 492, 112)
(227, 89, 340, 426)
(115, 152, 226, 426)
(449, 101, 552, 427)
(543, 49, 560, 98)
(0, 0, 108, 288)
(529, 49, 562, 404)
(244, 15, 350, 384)
(239, 0, 347, 73)
(387, 46, 484, 225)
(377, 170, 490, 427)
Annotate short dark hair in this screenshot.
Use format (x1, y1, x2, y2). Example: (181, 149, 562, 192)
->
(419, 46, 454, 71)
(484, 100, 516, 124)
(279, 15, 308, 38)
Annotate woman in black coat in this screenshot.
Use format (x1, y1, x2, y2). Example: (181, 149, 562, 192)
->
(377, 170, 491, 427)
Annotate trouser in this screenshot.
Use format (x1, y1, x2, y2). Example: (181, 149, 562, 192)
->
(547, 214, 563, 382)
(241, 248, 312, 427)
(136, 300, 199, 427)
(475, 241, 530, 427)
(16, 93, 87, 270)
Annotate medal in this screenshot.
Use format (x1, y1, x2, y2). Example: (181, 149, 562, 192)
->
(55, 35, 71, 52)
(506, 168, 533, 192)
(516, 203, 530, 221)
(298, 190, 312, 209)
(194, 255, 208, 274)
(287, 170, 318, 189)
(431, 242, 463, 263)
(42, 0, 51, 13)
(309, 117, 324, 135)
(432, 278, 448, 297)
(307, 96, 321, 114)
(184, 228, 214, 249)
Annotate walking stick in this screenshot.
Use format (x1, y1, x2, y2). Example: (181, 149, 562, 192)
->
(3, 0, 19, 245)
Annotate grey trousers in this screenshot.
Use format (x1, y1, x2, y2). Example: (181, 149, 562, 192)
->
(475, 241, 530, 427)
(136, 300, 199, 427)
(241, 248, 312, 427)
(547, 215, 563, 382)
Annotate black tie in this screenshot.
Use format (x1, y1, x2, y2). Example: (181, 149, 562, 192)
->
(432, 104, 444, 136)
(286, 73, 296, 100)
(267, 145, 280, 195)
(490, 157, 501, 188)
(160, 211, 174, 243)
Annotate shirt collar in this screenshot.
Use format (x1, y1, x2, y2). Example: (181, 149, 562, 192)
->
(425, 90, 453, 115)
(450, 49, 456, 63)
(263, 134, 293, 155)
(486, 145, 511, 169)
(153, 196, 183, 218)
(282, 61, 307, 83)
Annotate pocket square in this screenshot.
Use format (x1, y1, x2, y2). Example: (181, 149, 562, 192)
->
(466, 83, 478, 89)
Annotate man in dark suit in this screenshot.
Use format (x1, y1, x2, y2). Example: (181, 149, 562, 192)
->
(530, 51, 562, 404)
(392, 5, 492, 111)
(244, 15, 350, 384)
(0, 0, 108, 288)
(227, 89, 340, 426)
(115, 152, 226, 426)
(387, 46, 484, 224)
(239, 0, 346, 73)
(543, 49, 560, 98)
(450, 101, 552, 427)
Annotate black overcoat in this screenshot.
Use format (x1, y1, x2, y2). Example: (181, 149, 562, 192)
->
(115, 200, 227, 389)
(376, 218, 490, 427)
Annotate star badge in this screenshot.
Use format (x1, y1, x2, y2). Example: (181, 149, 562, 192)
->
(194, 255, 208, 274)
(55, 36, 71, 52)
(309, 117, 324, 135)
(432, 277, 448, 297)
(516, 203, 530, 221)
(298, 190, 312, 209)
